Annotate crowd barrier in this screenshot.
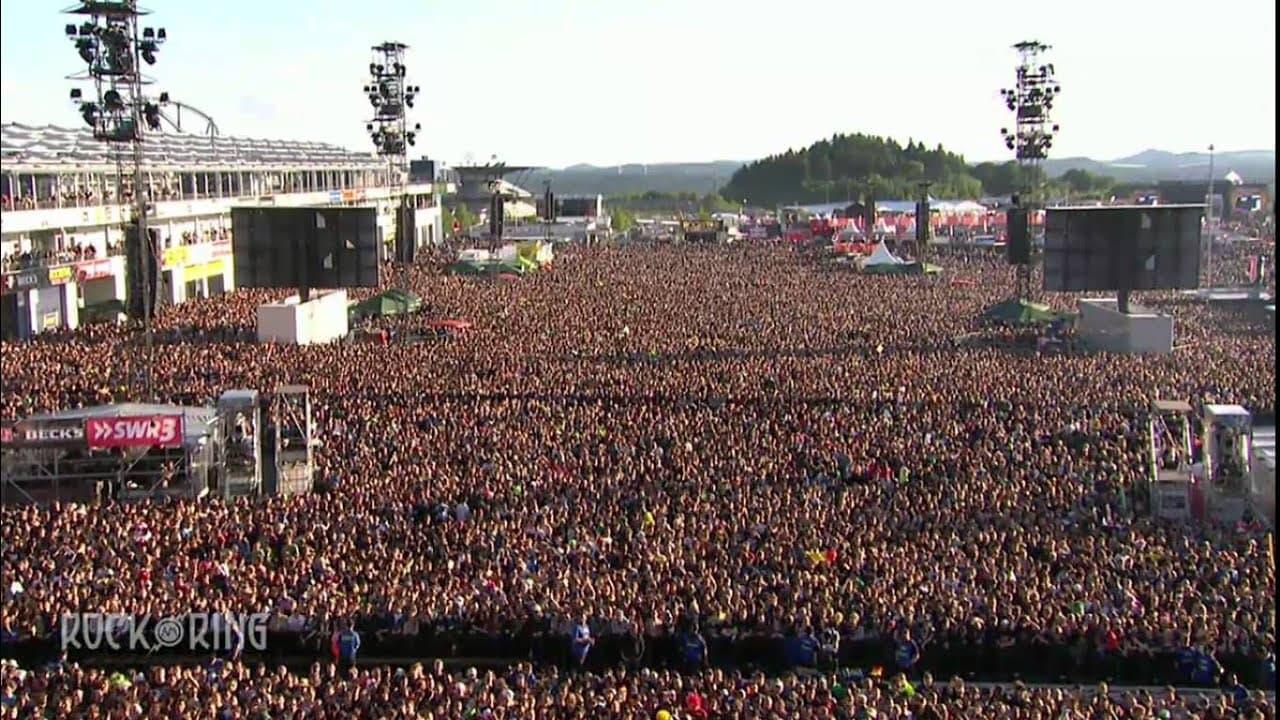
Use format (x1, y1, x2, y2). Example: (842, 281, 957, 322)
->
(2, 627, 1272, 689)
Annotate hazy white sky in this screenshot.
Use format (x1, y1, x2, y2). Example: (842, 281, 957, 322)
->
(1, 0, 1274, 168)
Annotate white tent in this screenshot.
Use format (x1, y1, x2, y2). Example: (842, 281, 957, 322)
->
(458, 248, 492, 262)
(863, 241, 905, 266)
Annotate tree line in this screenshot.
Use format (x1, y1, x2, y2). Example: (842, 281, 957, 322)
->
(721, 132, 1117, 206)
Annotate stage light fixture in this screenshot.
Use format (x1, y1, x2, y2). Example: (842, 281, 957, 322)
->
(1000, 40, 1060, 297)
(76, 39, 95, 64)
(65, 0, 177, 401)
(143, 102, 162, 130)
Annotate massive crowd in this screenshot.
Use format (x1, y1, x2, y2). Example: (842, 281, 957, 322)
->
(0, 242, 1275, 715)
(1, 660, 1274, 719)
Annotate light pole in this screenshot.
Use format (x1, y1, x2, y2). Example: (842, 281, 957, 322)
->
(1000, 40, 1061, 301)
(1206, 143, 1216, 289)
(363, 42, 420, 283)
(66, 0, 168, 402)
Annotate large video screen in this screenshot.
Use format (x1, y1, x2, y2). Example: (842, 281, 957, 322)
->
(232, 207, 381, 291)
(1043, 205, 1202, 292)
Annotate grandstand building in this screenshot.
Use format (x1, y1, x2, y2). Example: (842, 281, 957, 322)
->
(1, 123, 441, 339)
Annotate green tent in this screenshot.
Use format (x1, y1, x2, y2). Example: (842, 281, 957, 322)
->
(446, 260, 491, 276)
(980, 298, 1068, 325)
(350, 289, 422, 320)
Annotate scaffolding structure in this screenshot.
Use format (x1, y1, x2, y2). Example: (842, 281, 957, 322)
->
(999, 40, 1060, 301)
(0, 404, 216, 504)
(216, 389, 262, 499)
(271, 385, 314, 497)
(363, 42, 420, 280)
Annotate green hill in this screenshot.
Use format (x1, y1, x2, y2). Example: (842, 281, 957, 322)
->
(720, 133, 985, 206)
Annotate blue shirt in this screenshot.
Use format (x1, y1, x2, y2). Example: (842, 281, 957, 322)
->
(570, 624, 591, 660)
(334, 629, 361, 661)
(896, 640, 921, 669)
(681, 633, 707, 664)
(1190, 651, 1218, 685)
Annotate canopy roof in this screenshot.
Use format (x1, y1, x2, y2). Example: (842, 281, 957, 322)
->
(980, 298, 1068, 325)
(350, 289, 422, 319)
(2, 122, 382, 170)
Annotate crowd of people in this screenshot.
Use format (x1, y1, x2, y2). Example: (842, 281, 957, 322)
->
(1, 242, 106, 272)
(0, 241, 1275, 712)
(1, 660, 1273, 719)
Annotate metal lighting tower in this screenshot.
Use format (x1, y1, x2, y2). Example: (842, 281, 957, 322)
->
(1205, 143, 1216, 289)
(1000, 40, 1061, 300)
(363, 42, 420, 287)
(65, 0, 167, 401)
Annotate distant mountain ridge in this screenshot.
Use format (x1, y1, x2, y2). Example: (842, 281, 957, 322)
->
(522, 150, 1274, 196)
(1040, 149, 1275, 184)
(520, 161, 744, 196)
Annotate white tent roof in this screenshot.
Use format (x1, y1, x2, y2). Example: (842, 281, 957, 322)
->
(863, 241, 904, 266)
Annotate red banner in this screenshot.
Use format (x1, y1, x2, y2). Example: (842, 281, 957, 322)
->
(86, 415, 185, 449)
(76, 258, 114, 282)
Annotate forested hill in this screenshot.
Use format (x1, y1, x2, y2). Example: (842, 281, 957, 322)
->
(721, 133, 985, 206)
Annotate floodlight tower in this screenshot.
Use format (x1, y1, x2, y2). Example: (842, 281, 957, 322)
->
(65, 0, 168, 401)
(999, 40, 1060, 300)
(363, 42, 421, 287)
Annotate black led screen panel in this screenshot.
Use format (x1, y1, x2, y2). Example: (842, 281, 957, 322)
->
(232, 207, 381, 290)
(1006, 209, 1030, 265)
(395, 204, 416, 264)
(1042, 205, 1202, 292)
(558, 198, 597, 217)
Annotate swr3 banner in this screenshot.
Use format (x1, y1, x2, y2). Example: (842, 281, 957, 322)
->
(85, 415, 185, 449)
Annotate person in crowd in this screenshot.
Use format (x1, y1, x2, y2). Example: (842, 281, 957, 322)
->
(330, 620, 361, 673)
(569, 617, 594, 670)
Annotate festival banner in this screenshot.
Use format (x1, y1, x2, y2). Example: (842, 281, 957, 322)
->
(85, 415, 185, 449)
(76, 258, 114, 282)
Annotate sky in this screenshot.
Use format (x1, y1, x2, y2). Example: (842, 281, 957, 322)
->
(1, 0, 1275, 169)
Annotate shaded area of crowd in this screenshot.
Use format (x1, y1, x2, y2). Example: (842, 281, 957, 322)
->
(1, 659, 1274, 720)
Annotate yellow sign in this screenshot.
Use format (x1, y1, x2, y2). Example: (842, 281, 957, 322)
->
(48, 266, 74, 285)
(162, 246, 189, 269)
(185, 259, 225, 281)
(41, 312, 60, 330)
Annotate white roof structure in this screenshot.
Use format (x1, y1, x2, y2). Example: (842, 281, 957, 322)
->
(1204, 404, 1252, 418)
(1, 123, 384, 171)
(863, 242, 904, 266)
(1255, 426, 1275, 471)
(786, 199, 990, 216)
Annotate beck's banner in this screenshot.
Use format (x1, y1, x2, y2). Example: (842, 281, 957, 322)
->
(85, 415, 185, 449)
